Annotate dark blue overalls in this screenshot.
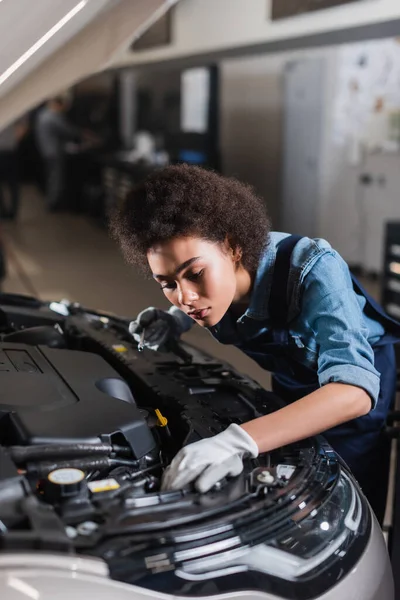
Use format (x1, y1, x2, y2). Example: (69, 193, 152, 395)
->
(241, 235, 400, 523)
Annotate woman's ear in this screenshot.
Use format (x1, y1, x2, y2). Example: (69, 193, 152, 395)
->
(233, 247, 243, 263)
(223, 237, 242, 263)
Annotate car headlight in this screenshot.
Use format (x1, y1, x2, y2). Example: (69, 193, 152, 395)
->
(177, 471, 368, 582)
(261, 470, 364, 579)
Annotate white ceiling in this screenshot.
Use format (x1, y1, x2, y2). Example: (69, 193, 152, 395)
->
(0, 0, 113, 98)
(0, 0, 170, 127)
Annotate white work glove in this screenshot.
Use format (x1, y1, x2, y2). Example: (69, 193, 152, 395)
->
(129, 306, 193, 352)
(161, 424, 259, 493)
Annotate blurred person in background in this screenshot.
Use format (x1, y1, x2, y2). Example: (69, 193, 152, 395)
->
(35, 96, 82, 212)
(0, 119, 28, 220)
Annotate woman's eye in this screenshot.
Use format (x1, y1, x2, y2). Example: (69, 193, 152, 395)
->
(187, 269, 204, 281)
(160, 282, 176, 291)
(159, 270, 204, 291)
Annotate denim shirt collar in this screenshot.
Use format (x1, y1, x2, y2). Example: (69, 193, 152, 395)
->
(208, 233, 289, 341)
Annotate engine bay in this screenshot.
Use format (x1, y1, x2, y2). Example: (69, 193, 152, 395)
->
(0, 294, 371, 600)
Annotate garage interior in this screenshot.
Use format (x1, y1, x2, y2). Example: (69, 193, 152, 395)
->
(0, 1, 400, 599)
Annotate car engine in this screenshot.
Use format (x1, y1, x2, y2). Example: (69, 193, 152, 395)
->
(0, 294, 391, 600)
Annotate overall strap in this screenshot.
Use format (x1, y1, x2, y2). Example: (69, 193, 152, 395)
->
(269, 235, 303, 327)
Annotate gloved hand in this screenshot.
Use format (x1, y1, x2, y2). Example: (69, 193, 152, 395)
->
(161, 424, 259, 493)
(129, 306, 193, 352)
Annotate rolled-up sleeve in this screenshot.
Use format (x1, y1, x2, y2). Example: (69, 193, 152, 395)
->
(302, 252, 381, 407)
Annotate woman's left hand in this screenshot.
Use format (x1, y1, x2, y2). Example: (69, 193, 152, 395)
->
(161, 424, 259, 493)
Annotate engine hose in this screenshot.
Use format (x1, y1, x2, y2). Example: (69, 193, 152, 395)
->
(26, 456, 141, 477)
(10, 444, 133, 464)
(28, 457, 115, 477)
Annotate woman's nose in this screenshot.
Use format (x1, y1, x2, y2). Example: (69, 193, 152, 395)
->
(178, 284, 199, 306)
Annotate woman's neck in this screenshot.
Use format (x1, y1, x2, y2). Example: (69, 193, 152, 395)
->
(231, 264, 253, 316)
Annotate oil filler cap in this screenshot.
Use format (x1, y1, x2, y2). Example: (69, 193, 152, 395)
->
(44, 468, 86, 503)
(48, 468, 85, 485)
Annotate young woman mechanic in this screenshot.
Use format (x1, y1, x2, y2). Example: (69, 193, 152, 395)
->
(111, 164, 400, 523)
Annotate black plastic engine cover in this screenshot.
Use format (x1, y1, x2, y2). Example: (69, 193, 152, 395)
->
(0, 343, 156, 458)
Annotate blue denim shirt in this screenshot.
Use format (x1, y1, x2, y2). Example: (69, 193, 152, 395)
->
(195, 233, 384, 406)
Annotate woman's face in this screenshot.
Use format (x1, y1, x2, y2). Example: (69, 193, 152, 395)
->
(147, 237, 250, 327)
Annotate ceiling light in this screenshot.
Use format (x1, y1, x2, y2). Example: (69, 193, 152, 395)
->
(0, 0, 88, 88)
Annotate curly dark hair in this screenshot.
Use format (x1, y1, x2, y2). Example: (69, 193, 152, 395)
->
(110, 164, 271, 274)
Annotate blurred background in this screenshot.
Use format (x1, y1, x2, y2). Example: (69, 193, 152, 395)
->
(0, 0, 400, 383)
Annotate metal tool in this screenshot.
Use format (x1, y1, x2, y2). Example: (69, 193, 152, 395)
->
(137, 329, 146, 352)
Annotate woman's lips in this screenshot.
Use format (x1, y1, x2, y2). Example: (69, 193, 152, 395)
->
(189, 308, 210, 320)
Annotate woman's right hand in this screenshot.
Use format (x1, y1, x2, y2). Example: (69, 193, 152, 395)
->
(129, 306, 193, 352)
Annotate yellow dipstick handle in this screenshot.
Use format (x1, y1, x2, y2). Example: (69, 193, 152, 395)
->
(155, 409, 168, 427)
